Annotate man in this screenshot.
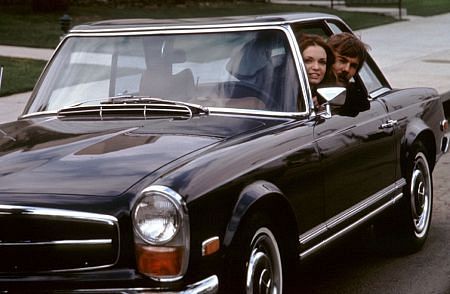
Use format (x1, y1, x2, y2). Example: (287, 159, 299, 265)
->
(328, 32, 369, 86)
(327, 32, 370, 114)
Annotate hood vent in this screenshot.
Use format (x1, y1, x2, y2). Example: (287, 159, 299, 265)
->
(57, 103, 195, 120)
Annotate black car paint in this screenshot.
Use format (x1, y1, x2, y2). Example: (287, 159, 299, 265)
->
(0, 115, 271, 195)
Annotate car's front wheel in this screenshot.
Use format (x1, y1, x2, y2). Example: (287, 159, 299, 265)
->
(223, 213, 295, 294)
(246, 227, 283, 294)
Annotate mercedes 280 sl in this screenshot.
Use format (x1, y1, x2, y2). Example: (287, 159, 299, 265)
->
(0, 13, 448, 293)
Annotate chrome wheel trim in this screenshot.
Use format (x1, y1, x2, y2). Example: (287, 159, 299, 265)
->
(410, 152, 432, 238)
(246, 227, 282, 294)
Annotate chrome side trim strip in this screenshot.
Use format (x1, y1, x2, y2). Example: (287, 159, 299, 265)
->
(327, 179, 404, 230)
(297, 224, 327, 246)
(0, 239, 112, 246)
(299, 193, 403, 260)
(299, 179, 406, 246)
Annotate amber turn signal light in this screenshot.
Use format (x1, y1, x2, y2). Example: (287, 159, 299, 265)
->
(136, 244, 184, 278)
(202, 236, 220, 256)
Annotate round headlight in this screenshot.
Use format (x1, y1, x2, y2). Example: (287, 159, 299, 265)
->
(133, 193, 181, 245)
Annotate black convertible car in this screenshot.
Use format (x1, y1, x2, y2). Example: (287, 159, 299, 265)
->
(0, 13, 448, 293)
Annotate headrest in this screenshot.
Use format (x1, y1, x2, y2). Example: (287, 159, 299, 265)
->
(226, 38, 272, 78)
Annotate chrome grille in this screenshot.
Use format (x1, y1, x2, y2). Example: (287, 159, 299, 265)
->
(0, 205, 119, 273)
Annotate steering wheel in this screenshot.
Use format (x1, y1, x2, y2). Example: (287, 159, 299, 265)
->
(222, 81, 277, 110)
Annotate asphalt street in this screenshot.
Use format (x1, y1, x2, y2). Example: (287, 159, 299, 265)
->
(0, 11, 449, 293)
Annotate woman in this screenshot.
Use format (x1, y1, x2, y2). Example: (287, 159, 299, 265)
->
(299, 34, 336, 110)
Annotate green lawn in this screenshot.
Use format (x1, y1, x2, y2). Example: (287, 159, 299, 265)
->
(404, 0, 450, 16)
(346, 0, 450, 16)
(0, 57, 47, 97)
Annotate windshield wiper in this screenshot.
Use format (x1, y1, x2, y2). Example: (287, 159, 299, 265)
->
(65, 95, 156, 108)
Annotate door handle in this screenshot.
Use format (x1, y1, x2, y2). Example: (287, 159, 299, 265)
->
(380, 119, 398, 129)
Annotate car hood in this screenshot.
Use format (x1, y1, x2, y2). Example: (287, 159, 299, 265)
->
(0, 115, 266, 196)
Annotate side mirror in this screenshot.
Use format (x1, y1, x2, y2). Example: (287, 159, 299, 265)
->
(317, 87, 346, 106)
(316, 87, 346, 118)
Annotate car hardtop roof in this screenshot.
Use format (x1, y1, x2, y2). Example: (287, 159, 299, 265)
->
(70, 12, 339, 32)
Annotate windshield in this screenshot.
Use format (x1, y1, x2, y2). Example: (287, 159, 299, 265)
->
(27, 29, 302, 114)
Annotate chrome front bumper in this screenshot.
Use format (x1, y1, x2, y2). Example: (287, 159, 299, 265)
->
(70, 275, 219, 293)
(177, 275, 218, 294)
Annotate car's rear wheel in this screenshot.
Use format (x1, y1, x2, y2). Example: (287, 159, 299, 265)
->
(408, 149, 432, 241)
(376, 141, 433, 253)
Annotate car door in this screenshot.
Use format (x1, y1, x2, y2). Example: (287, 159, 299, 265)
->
(291, 19, 399, 242)
(314, 95, 396, 230)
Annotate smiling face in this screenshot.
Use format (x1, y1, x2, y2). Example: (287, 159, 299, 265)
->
(303, 45, 327, 87)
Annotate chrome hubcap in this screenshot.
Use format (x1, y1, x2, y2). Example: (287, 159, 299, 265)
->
(246, 228, 282, 294)
(410, 153, 431, 238)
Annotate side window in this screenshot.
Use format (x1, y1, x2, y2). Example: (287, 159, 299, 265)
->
(358, 63, 384, 94)
(326, 22, 344, 34)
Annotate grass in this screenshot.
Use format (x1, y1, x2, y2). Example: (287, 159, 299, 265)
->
(404, 0, 450, 16)
(345, 0, 450, 16)
(0, 2, 398, 97)
(0, 57, 47, 97)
